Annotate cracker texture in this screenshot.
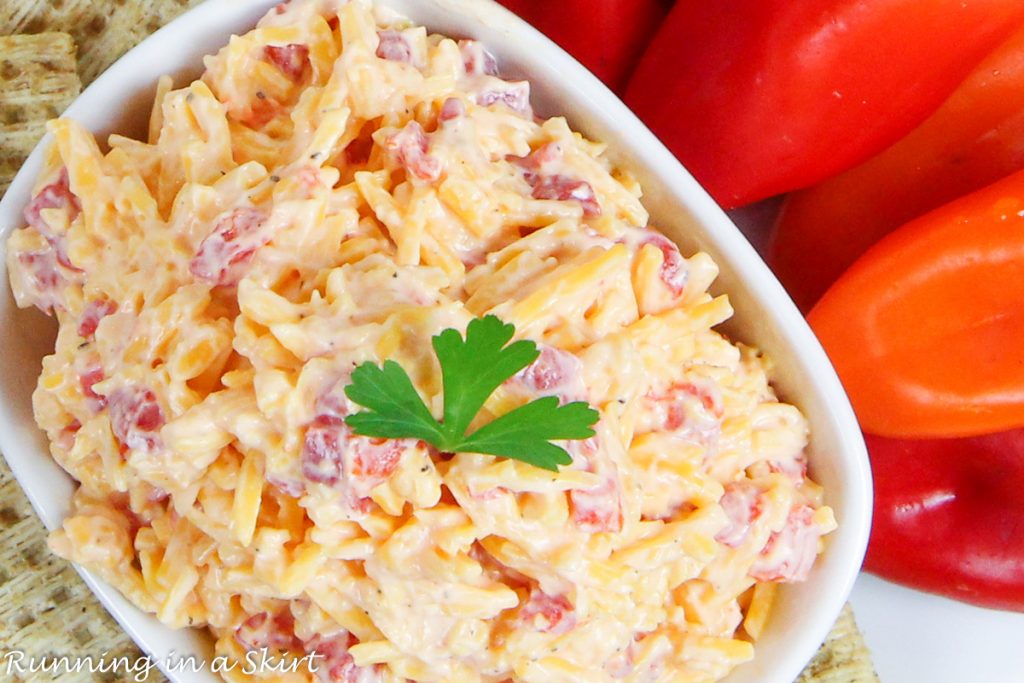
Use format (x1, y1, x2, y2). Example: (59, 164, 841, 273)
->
(0, 32, 80, 192)
(0, 457, 161, 682)
(796, 603, 882, 683)
(0, 0, 204, 84)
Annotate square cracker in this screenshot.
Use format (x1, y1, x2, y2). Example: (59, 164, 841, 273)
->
(0, 0, 205, 85)
(796, 603, 881, 683)
(0, 32, 80, 195)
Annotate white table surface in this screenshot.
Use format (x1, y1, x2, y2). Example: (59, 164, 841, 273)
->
(850, 574, 1024, 683)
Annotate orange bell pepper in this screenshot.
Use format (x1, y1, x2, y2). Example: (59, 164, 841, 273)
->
(809, 168, 1024, 438)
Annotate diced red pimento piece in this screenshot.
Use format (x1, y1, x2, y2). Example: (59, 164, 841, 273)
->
(351, 438, 404, 479)
(646, 381, 724, 433)
(376, 29, 413, 63)
(267, 474, 305, 499)
(190, 207, 270, 286)
(768, 453, 809, 483)
(53, 243, 78, 272)
(300, 388, 347, 486)
(473, 80, 532, 117)
(750, 504, 822, 583)
(469, 541, 531, 589)
(568, 437, 624, 533)
(80, 365, 107, 411)
(459, 39, 498, 75)
(518, 347, 573, 390)
(305, 632, 384, 683)
(243, 93, 282, 128)
(513, 142, 563, 173)
(23, 167, 80, 239)
(715, 481, 763, 548)
(55, 420, 81, 453)
(642, 232, 687, 297)
(301, 379, 405, 509)
(513, 345, 585, 404)
(384, 120, 441, 182)
(78, 298, 117, 339)
(686, 381, 723, 417)
(302, 423, 404, 491)
(302, 417, 348, 485)
(571, 473, 623, 532)
(518, 588, 576, 635)
(108, 386, 165, 454)
(21, 167, 83, 274)
(511, 142, 601, 216)
(16, 249, 65, 313)
(263, 43, 310, 81)
(235, 610, 303, 652)
(343, 136, 374, 167)
(530, 175, 601, 216)
(438, 97, 466, 122)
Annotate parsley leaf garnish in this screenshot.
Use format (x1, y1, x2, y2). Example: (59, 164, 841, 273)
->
(344, 315, 598, 471)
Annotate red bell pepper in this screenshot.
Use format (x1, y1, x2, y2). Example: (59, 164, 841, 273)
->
(771, 24, 1024, 312)
(809, 168, 1024, 438)
(624, 0, 1024, 208)
(866, 430, 1024, 611)
(497, 0, 666, 92)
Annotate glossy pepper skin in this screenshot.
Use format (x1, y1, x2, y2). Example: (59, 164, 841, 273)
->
(810, 168, 1024, 438)
(771, 24, 1024, 312)
(865, 431, 1024, 611)
(625, 0, 1024, 208)
(497, 0, 666, 92)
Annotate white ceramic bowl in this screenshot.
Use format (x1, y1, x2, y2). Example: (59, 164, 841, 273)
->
(0, 1, 872, 681)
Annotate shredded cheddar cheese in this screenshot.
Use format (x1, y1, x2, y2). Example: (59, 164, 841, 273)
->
(5, 1, 836, 682)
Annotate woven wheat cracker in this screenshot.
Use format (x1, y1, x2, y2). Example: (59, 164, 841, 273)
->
(796, 604, 880, 683)
(0, 0, 203, 85)
(0, 459, 160, 682)
(0, 32, 80, 193)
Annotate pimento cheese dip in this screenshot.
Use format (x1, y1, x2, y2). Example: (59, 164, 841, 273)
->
(5, 1, 835, 682)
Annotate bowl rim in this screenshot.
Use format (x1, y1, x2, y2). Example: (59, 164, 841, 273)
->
(0, 1, 872, 682)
